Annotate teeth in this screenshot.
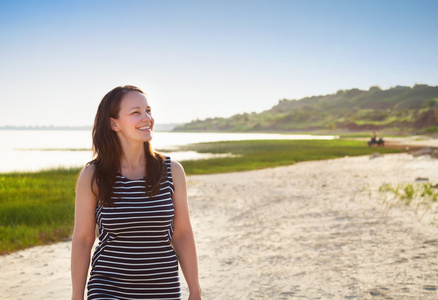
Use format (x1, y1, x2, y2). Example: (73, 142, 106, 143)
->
(138, 126, 150, 130)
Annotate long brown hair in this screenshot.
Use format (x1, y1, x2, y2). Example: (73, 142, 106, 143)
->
(89, 85, 166, 207)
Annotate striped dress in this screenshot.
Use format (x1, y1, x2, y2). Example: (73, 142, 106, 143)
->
(87, 157, 181, 300)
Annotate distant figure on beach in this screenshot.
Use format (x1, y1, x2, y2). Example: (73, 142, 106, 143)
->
(368, 130, 384, 147)
(71, 85, 201, 299)
(372, 131, 377, 143)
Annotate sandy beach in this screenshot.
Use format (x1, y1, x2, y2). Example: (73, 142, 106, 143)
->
(1, 153, 438, 299)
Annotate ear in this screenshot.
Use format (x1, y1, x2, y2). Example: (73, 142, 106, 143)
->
(110, 118, 119, 132)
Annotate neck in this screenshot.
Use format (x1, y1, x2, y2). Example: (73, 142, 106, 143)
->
(119, 140, 147, 172)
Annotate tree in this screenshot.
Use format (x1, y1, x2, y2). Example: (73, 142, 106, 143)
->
(327, 122, 337, 131)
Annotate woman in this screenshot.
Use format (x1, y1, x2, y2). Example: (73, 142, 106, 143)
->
(71, 85, 201, 300)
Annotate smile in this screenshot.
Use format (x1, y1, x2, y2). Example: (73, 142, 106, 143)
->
(138, 126, 151, 130)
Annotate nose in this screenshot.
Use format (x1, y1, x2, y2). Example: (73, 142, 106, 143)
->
(142, 111, 152, 121)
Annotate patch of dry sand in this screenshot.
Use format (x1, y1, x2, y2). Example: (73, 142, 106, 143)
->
(1, 153, 437, 299)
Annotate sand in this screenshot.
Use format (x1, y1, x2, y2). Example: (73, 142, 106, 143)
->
(1, 153, 438, 299)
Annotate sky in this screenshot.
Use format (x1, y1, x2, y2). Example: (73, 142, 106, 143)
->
(0, 0, 437, 127)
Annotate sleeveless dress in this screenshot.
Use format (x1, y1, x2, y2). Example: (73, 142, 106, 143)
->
(87, 157, 181, 300)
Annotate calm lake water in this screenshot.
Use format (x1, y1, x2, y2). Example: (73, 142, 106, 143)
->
(0, 130, 338, 173)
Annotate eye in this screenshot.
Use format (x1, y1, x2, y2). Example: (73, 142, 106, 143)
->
(131, 111, 140, 115)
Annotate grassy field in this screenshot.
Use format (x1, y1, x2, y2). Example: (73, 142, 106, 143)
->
(175, 139, 403, 174)
(0, 168, 80, 254)
(0, 139, 403, 254)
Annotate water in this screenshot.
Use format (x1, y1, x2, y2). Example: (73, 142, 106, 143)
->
(0, 130, 338, 173)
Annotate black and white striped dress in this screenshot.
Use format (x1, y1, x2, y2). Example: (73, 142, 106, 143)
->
(88, 157, 181, 299)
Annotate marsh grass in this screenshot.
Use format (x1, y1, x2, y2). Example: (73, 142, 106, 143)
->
(177, 139, 402, 174)
(0, 168, 81, 254)
(379, 183, 438, 220)
(1, 139, 402, 254)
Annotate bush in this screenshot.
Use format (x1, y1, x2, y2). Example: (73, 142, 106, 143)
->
(421, 126, 438, 133)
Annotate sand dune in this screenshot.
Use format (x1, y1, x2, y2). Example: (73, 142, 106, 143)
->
(1, 153, 437, 299)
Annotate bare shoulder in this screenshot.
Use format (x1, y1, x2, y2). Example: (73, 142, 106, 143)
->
(78, 163, 95, 182)
(170, 160, 184, 172)
(169, 160, 187, 204)
(170, 160, 186, 183)
(76, 163, 97, 194)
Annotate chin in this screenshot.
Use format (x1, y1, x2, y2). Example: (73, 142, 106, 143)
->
(143, 134, 153, 142)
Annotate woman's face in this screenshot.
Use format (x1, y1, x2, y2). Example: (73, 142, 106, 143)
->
(110, 91, 154, 143)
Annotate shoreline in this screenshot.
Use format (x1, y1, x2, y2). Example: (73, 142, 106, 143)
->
(1, 134, 436, 175)
(1, 153, 437, 299)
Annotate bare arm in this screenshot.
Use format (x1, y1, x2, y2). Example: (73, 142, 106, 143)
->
(71, 165, 98, 300)
(170, 161, 202, 300)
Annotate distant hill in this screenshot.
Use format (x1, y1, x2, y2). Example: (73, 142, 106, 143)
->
(174, 84, 438, 133)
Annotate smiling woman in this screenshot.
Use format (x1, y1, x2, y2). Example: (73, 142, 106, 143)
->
(110, 91, 154, 148)
(71, 85, 202, 300)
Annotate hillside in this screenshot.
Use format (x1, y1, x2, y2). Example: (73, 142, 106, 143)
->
(174, 84, 438, 133)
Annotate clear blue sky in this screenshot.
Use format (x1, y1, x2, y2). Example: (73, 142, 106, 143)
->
(0, 0, 437, 126)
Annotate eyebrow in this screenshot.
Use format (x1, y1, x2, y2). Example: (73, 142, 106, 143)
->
(129, 106, 151, 111)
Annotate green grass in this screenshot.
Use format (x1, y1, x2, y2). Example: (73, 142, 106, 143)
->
(379, 183, 438, 215)
(0, 168, 81, 254)
(177, 139, 402, 175)
(0, 139, 403, 254)
(421, 126, 438, 133)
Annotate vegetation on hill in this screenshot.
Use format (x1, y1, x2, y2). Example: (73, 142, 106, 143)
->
(174, 84, 438, 133)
